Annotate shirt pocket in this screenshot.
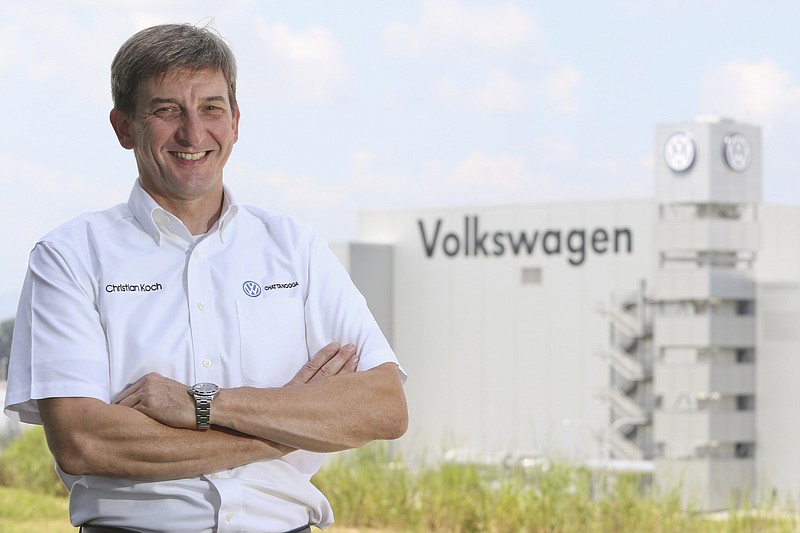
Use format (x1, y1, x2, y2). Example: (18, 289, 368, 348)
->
(235, 297, 308, 386)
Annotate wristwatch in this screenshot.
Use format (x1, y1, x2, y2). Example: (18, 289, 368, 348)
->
(187, 382, 220, 430)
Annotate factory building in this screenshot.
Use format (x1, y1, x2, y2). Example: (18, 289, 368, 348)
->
(337, 117, 800, 510)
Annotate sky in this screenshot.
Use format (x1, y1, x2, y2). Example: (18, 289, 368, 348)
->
(2, 0, 800, 319)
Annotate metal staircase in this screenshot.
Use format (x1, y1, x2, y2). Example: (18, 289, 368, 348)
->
(602, 283, 653, 460)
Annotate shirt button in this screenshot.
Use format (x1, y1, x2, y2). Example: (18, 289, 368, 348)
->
(193, 250, 201, 259)
(203, 358, 212, 368)
(197, 302, 206, 310)
(225, 512, 234, 522)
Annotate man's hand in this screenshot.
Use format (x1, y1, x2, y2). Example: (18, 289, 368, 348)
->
(115, 342, 360, 428)
(114, 372, 196, 429)
(285, 342, 358, 386)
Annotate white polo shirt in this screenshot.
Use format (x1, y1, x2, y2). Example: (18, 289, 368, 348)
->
(4, 181, 403, 532)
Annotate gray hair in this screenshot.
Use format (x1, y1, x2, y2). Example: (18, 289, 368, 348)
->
(111, 23, 238, 116)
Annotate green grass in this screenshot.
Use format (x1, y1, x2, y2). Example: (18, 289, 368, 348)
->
(314, 444, 800, 533)
(0, 426, 67, 497)
(0, 429, 798, 532)
(0, 486, 76, 533)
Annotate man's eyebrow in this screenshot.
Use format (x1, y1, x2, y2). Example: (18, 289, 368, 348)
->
(149, 97, 178, 105)
(147, 96, 228, 105)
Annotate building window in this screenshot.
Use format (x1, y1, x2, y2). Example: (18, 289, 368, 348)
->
(521, 267, 542, 285)
(736, 349, 755, 363)
(735, 442, 755, 458)
(736, 395, 755, 411)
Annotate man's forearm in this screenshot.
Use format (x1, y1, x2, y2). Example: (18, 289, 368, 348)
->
(210, 362, 408, 453)
(38, 397, 291, 481)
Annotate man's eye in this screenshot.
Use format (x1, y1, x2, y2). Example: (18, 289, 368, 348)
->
(154, 107, 180, 118)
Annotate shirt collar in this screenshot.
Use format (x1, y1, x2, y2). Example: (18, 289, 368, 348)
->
(127, 180, 240, 246)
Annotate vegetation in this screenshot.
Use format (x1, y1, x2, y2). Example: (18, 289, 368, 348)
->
(0, 318, 12, 358)
(315, 444, 800, 533)
(0, 486, 75, 533)
(0, 426, 66, 497)
(0, 424, 74, 532)
(0, 429, 797, 532)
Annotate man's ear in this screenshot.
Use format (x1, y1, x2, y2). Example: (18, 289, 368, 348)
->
(109, 109, 135, 150)
(232, 106, 241, 144)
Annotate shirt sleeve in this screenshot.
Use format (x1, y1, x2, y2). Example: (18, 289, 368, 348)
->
(4, 241, 111, 424)
(301, 231, 406, 382)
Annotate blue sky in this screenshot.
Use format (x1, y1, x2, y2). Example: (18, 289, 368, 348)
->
(2, 0, 800, 318)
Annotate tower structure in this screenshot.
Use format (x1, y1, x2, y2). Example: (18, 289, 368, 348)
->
(652, 117, 760, 509)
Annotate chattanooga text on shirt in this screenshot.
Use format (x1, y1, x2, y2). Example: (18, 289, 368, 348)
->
(105, 282, 164, 293)
(418, 215, 633, 266)
(265, 281, 299, 291)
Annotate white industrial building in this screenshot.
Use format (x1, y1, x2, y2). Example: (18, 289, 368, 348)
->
(336, 117, 800, 510)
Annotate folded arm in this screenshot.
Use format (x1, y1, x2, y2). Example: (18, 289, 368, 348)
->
(38, 397, 289, 481)
(38, 342, 369, 480)
(115, 343, 408, 454)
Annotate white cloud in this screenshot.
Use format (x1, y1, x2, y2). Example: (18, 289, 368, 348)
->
(473, 69, 530, 112)
(543, 64, 582, 115)
(699, 57, 800, 204)
(254, 21, 347, 104)
(345, 148, 576, 209)
(262, 170, 347, 209)
(0, 7, 128, 105)
(433, 64, 582, 115)
(0, 24, 58, 79)
(383, 0, 539, 58)
(423, 150, 588, 206)
(700, 58, 800, 122)
(434, 68, 530, 112)
(451, 151, 527, 188)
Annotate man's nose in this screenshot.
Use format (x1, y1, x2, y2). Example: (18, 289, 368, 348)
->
(175, 111, 204, 147)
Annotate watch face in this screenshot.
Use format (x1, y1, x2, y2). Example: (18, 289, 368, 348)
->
(723, 133, 752, 172)
(664, 131, 696, 173)
(191, 382, 220, 396)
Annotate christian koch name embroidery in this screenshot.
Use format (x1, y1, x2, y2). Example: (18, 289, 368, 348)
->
(105, 282, 164, 293)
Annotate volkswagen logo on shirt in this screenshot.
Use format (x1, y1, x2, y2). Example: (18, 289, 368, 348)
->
(242, 281, 262, 297)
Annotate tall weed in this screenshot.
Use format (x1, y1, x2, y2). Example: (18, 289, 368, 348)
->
(315, 443, 799, 533)
(0, 426, 64, 496)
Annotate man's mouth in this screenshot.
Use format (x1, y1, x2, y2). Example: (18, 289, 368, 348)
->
(171, 151, 208, 161)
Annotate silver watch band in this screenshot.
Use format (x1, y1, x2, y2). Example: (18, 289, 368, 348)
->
(194, 396, 213, 430)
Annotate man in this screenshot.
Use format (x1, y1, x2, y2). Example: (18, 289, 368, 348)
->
(3, 23, 407, 533)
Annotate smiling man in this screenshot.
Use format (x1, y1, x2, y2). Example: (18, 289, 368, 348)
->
(3, 23, 407, 533)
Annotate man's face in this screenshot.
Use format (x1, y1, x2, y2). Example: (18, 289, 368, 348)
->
(112, 69, 240, 206)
